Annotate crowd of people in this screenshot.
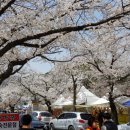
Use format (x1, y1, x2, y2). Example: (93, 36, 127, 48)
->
(86, 112, 118, 130)
(20, 112, 118, 130)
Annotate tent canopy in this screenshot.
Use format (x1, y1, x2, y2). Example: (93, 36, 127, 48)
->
(79, 86, 101, 105)
(122, 100, 130, 107)
(52, 86, 109, 106)
(52, 95, 65, 106)
(90, 98, 109, 105)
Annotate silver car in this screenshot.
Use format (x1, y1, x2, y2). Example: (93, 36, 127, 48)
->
(118, 122, 130, 130)
(49, 112, 92, 130)
(19, 114, 47, 130)
(32, 111, 52, 127)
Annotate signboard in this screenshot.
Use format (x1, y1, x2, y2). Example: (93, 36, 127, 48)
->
(32, 100, 39, 111)
(0, 113, 19, 130)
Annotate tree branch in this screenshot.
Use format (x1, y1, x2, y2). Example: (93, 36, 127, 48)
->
(0, 57, 34, 85)
(110, 48, 126, 69)
(0, 36, 59, 57)
(87, 61, 103, 74)
(113, 94, 130, 99)
(116, 73, 130, 83)
(0, 0, 16, 16)
(1, 9, 130, 57)
(39, 53, 88, 63)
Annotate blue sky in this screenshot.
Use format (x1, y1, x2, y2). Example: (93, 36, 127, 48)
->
(28, 61, 53, 73)
(27, 48, 69, 73)
(24, 10, 103, 74)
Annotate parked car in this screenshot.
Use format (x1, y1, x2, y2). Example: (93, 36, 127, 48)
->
(118, 122, 130, 130)
(19, 114, 47, 130)
(49, 112, 92, 130)
(32, 111, 52, 127)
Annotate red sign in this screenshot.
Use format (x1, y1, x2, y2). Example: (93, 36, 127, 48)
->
(0, 113, 19, 122)
(0, 113, 19, 130)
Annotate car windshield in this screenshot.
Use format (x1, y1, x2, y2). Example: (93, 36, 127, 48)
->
(31, 115, 39, 121)
(80, 113, 92, 120)
(40, 112, 51, 117)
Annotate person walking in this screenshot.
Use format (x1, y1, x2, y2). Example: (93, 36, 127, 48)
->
(97, 111, 104, 129)
(101, 113, 118, 130)
(19, 114, 36, 130)
(86, 116, 100, 130)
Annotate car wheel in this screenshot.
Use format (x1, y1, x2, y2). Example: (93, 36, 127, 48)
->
(43, 126, 48, 130)
(68, 126, 75, 130)
(50, 124, 55, 130)
(43, 128, 47, 130)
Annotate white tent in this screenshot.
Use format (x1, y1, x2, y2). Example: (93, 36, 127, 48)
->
(60, 97, 73, 105)
(91, 98, 109, 105)
(79, 86, 100, 105)
(56, 87, 89, 106)
(76, 91, 87, 104)
(52, 95, 73, 106)
(77, 86, 109, 106)
(52, 95, 66, 106)
(52, 86, 109, 107)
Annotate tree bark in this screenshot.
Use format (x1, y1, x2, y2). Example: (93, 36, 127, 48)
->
(72, 74, 77, 111)
(109, 95, 118, 124)
(73, 83, 77, 111)
(109, 85, 119, 124)
(9, 104, 15, 113)
(45, 98, 53, 114)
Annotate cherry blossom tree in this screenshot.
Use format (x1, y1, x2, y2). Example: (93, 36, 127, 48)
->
(1, 0, 130, 124)
(1, 0, 130, 85)
(0, 81, 25, 112)
(45, 59, 91, 111)
(70, 27, 130, 124)
(18, 72, 61, 113)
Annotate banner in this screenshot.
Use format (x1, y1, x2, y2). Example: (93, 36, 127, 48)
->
(0, 113, 19, 130)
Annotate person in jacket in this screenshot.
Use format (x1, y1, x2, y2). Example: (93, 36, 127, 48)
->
(19, 114, 35, 130)
(97, 111, 104, 129)
(86, 116, 100, 130)
(101, 113, 118, 130)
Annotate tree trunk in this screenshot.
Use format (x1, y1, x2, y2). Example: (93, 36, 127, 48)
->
(72, 74, 77, 112)
(45, 98, 53, 114)
(73, 82, 77, 111)
(9, 104, 15, 113)
(109, 93, 119, 124)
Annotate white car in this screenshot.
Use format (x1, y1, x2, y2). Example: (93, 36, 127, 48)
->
(49, 112, 92, 130)
(118, 122, 130, 130)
